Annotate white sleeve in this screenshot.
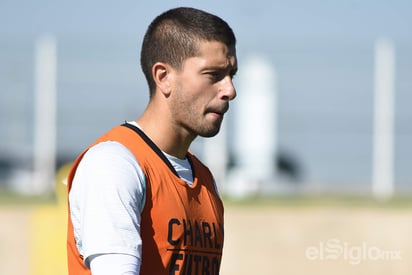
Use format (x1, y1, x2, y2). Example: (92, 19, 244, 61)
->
(69, 141, 146, 270)
(89, 254, 140, 275)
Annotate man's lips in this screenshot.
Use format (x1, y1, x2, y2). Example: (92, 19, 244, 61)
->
(207, 105, 229, 116)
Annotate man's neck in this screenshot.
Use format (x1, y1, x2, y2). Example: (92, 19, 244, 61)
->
(135, 116, 195, 160)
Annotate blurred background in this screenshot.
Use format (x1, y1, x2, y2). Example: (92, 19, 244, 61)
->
(0, 1, 411, 274)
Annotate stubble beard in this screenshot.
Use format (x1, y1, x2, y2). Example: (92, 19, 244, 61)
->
(171, 94, 222, 139)
(171, 78, 225, 139)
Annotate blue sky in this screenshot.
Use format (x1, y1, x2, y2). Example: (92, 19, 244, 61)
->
(1, 0, 411, 185)
(1, 0, 411, 43)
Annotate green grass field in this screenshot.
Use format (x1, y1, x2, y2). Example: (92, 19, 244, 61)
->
(2, 189, 412, 209)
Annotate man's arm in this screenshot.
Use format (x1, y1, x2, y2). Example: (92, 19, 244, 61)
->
(69, 141, 146, 274)
(89, 254, 140, 275)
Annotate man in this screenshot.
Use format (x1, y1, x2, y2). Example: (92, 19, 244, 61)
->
(67, 7, 237, 275)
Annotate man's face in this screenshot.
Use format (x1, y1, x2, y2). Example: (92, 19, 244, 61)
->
(169, 40, 237, 138)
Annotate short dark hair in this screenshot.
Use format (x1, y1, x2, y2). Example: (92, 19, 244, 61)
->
(140, 7, 236, 96)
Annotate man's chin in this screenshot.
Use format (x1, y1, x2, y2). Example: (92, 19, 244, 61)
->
(199, 126, 221, 138)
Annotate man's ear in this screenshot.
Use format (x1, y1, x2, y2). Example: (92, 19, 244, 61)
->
(152, 62, 172, 97)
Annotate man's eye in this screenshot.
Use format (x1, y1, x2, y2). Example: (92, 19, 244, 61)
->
(208, 71, 220, 77)
(207, 71, 225, 81)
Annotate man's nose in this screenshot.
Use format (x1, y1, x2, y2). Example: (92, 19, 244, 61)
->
(220, 76, 236, 101)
